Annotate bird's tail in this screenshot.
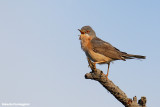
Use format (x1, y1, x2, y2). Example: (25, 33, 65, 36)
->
(123, 54, 146, 59)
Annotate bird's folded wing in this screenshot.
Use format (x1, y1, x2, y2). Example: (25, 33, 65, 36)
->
(91, 37, 125, 60)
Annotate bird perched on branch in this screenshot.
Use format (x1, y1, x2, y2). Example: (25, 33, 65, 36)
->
(78, 26, 145, 79)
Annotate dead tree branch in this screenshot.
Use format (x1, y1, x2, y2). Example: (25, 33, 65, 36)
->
(85, 59, 147, 107)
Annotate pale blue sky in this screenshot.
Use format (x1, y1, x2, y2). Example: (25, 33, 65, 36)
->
(0, 0, 159, 107)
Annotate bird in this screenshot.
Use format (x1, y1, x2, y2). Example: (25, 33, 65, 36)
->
(78, 26, 146, 79)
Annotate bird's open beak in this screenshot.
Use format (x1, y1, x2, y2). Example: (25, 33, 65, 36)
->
(78, 29, 83, 40)
(78, 29, 84, 34)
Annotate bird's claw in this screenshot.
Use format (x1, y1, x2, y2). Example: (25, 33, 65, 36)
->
(105, 74, 109, 80)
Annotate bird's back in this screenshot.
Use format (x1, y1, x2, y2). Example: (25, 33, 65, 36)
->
(91, 37, 125, 60)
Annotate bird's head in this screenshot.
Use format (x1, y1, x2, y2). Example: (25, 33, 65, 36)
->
(78, 26, 96, 40)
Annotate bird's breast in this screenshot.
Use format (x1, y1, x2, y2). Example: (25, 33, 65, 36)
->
(80, 34, 92, 52)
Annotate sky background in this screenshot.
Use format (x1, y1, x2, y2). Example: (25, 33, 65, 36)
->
(0, 0, 160, 107)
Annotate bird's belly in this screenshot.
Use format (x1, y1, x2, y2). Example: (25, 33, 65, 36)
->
(86, 50, 112, 63)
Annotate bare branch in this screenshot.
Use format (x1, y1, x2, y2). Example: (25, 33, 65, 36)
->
(85, 68, 147, 107)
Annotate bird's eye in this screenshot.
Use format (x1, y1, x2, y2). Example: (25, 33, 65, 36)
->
(86, 30, 90, 33)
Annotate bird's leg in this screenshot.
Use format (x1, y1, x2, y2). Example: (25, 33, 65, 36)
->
(87, 57, 96, 70)
(92, 62, 96, 69)
(87, 57, 92, 67)
(106, 63, 110, 79)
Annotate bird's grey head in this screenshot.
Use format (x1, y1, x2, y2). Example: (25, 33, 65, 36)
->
(78, 26, 96, 37)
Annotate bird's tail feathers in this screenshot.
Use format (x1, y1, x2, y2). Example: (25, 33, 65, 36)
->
(123, 54, 146, 59)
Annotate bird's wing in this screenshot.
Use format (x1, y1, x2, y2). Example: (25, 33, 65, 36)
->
(91, 37, 126, 60)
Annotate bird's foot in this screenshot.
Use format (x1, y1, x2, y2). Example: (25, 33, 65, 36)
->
(105, 74, 109, 80)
